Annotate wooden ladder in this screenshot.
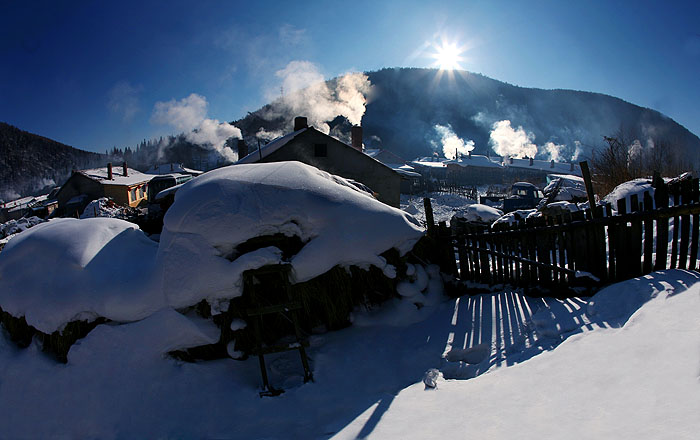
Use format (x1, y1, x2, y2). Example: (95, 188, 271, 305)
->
(243, 264, 313, 397)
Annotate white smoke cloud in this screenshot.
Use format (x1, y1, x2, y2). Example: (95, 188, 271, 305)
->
(432, 124, 475, 159)
(256, 127, 284, 141)
(151, 93, 241, 162)
(544, 141, 567, 162)
(572, 141, 583, 161)
(489, 120, 538, 159)
(263, 60, 372, 134)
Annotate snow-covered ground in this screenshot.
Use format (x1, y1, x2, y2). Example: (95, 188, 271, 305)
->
(1, 270, 698, 438)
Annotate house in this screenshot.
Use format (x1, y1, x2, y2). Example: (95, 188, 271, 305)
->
(502, 157, 581, 183)
(364, 148, 422, 193)
(55, 162, 155, 216)
(444, 153, 505, 185)
(144, 163, 203, 177)
(236, 117, 402, 207)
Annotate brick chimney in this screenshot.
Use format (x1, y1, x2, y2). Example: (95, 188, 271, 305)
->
(294, 116, 308, 131)
(550, 160, 555, 168)
(351, 125, 363, 152)
(237, 139, 248, 159)
(107, 163, 113, 180)
(570, 162, 574, 171)
(529, 157, 534, 166)
(509, 157, 514, 165)
(122, 161, 128, 177)
(468, 150, 472, 158)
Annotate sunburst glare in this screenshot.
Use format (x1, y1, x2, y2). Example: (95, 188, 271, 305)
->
(432, 41, 465, 70)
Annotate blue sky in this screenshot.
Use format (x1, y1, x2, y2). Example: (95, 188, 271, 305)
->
(1, 0, 699, 153)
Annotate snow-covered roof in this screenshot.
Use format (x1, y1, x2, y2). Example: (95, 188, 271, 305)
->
(79, 166, 155, 186)
(144, 163, 203, 176)
(158, 161, 424, 310)
(411, 159, 447, 168)
(236, 128, 308, 164)
(503, 158, 581, 176)
(445, 155, 504, 169)
(1, 196, 35, 210)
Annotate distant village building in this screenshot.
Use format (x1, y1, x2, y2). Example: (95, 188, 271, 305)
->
(236, 117, 402, 207)
(0, 188, 59, 222)
(56, 162, 154, 216)
(364, 148, 422, 193)
(144, 163, 203, 177)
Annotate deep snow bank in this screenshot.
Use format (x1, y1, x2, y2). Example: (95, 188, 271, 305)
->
(157, 161, 424, 310)
(0, 218, 161, 333)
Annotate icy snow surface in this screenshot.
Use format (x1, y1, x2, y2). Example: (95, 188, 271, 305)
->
(0, 218, 161, 333)
(157, 161, 424, 309)
(1, 270, 698, 438)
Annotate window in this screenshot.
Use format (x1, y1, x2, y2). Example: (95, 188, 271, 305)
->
(314, 143, 327, 157)
(138, 186, 144, 198)
(131, 188, 137, 201)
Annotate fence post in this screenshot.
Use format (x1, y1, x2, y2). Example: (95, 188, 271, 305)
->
(579, 161, 600, 218)
(423, 197, 435, 237)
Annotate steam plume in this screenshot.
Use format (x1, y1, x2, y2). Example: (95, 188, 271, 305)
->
(151, 93, 241, 162)
(489, 120, 538, 158)
(432, 124, 475, 159)
(262, 60, 372, 134)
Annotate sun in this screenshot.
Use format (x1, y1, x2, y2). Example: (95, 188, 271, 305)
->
(432, 41, 464, 70)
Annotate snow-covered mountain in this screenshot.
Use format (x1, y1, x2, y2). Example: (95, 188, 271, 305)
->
(234, 67, 700, 166)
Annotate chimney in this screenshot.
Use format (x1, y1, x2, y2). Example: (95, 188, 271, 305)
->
(237, 139, 248, 159)
(170, 163, 174, 172)
(351, 125, 363, 152)
(550, 160, 555, 168)
(509, 157, 513, 165)
(294, 116, 308, 131)
(570, 162, 574, 171)
(529, 157, 534, 166)
(107, 163, 113, 180)
(468, 150, 472, 159)
(122, 161, 128, 177)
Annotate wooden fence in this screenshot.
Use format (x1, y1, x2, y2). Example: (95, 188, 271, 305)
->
(435, 176, 700, 294)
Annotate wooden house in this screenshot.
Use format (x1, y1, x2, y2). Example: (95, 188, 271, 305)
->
(237, 117, 402, 207)
(56, 162, 154, 216)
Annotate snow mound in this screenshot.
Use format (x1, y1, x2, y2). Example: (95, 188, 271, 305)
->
(452, 204, 503, 224)
(602, 178, 654, 210)
(543, 175, 587, 202)
(492, 208, 541, 227)
(79, 197, 126, 219)
(157, 161, 424, 310)
(0, 218, 162, 333)
(0, 216, 46, 239)
(586, 269, 700, 327)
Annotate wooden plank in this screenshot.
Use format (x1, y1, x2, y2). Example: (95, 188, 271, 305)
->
(654, 181, 670, 270)
(605, 204, 616, 280)
(479, 235, 491, 284)
(579, 161, 599, 217)
(616, 198, 631, 281)
(679, 180, 691, 269)
(423, 197, 435, 237)
(629, 194, 643, 277)
(643, 191, 654, 274)
(690, 179, 700, 270)
(457, 238, 470, 280)
(670, 191, 680, 269)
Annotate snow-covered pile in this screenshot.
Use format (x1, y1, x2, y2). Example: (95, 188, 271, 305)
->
(452, 203, 503, 225)
(491, 208, 541, 227)
(543, 174, 587, 202)
(401, 192, 476, 226)
(79, 197, 126, 219)
(0, 216, 45, 239)
(157, 161, 424, 310)
(602, 178, 654, 210)
(0, 218, 160, 333)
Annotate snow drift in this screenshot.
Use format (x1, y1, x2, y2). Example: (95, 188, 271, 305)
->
(0, 218, 161, 333)
(157, 161, 424, 310)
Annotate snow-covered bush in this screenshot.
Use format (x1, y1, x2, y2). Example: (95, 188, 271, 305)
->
(451, 203, 503, 226)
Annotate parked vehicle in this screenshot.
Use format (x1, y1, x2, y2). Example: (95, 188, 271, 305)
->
(479, 182, 544, 213)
